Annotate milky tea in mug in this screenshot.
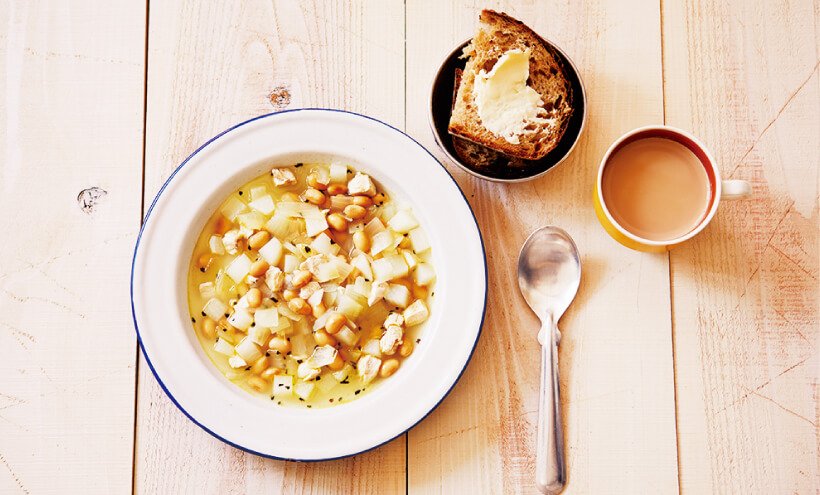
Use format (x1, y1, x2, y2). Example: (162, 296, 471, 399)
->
(594, 126, 751, 252)
(601, 137, 710, 241)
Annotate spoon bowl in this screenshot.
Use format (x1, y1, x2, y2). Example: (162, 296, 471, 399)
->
(517, 226, 581, 494)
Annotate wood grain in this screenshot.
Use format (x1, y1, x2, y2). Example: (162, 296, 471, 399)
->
(406, 1, 679, 493)
(663, 0, 820, 492)
(136, 1, 406, 493)
(0, 1, 145, 493)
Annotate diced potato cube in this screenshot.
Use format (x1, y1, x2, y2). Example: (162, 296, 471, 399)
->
(317, 374, 338, 393)
(203, 298, 228, 320)
(408, 228, 430, 253)
(413, 262, 436, 286)
(388, 210, 419, 233)
(329, 163, 348, 183)
(248, 195, 276, 215)
(248, 325, 271, 346)
(384, 284, 412, 308)
(228, 308, 254, 331)
(254, 307, 279, 328)
(294, 381, 316, 400)
(273, 375, 293, 396)
(213, 337, 234, 356)
(226, 253, 253, 283)
(404, 299, 429, 326)
(220, 196, 247, 220)
(209, 235, 225, 255)
(237, 211, 266, 229)
(235, 337, 263, 362)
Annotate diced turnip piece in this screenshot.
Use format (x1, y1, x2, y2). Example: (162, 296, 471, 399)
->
(289, 333, 312, 359)
(371, 258, 392, 282)
(386, 255, 409, 279)
(254, 307, 279, 328)
(220, 196, 247, 220)
(199, 282, 216, 299)
(248, 195, 275, 215)
(334, 325, 359, 347)
(283, 254, 299, 274)
(310, 233, 338, 256)
(404, 299, 429, 326)
(263, 211, 290, 239)
(380, 325, 403, 355)
(384, 284, 412, 308)
(347, 172, 376, 196)
(203, 298, 228, 320)
(228, 355, 248, 369)
(226, 253, 253, 283)
(305, 215, 329, 237)
(277, 301, 303, 322)
(337, 294, 364, 319)
(250, 186, 268, 201)
(330, 194, 354, 211)
(402, 251, 418, 270)
(213, 337, 234, 356)
(370, 230, 396, 256)
(307, 288, 324, 307)
(273, 375, 293, 396)
(248, 325, 271, 346)
(214, 271, 232, 299)
(209, 235, 225, 255)
(413, 262, 436, 286)
(271, 167, 296, 186)
(294, 381, 316, 400)
(348, 220, 364, 233)
(368, 281, 388, 306)
(329, 163, 347, 183)
(361, 339, 381, 357)
(351, 254, 373, 281)
(228, 308, 254, 331)
(269, 352, 286, 369)
(363, 218, 386, 239)
(316, 373, 338, 393)
(257, 237, 283, 266)
(308, 345, 337, 368)
(408, 228, 430, 253)
(237, 211, 266, 229)
(350, 277, 371, 300)
(357, 355, 381, 384)
(235, 337, 263, 362)
(269, 314, 292, 334)
(299, 281, 322, 301)
(332, 364, 354, 382)
(297, 361, 321, 381)
(388, 210, 419, 233)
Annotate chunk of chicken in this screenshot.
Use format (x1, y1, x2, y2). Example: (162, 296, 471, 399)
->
(271, 167, 297, 186)
(357, 355, 381, 385)
(379, 325, 403, 355)
(265, 266, 285, 292)
(368, 281, 388, 306)
(347, 172, 377, 197)
(403, 299, 429, 326)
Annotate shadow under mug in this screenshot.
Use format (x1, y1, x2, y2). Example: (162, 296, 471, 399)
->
(594, 125, 752, 252)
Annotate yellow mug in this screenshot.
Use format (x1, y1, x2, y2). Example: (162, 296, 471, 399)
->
(594, 125, 752, 252)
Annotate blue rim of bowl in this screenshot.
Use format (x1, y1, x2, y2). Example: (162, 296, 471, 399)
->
(130, 108, 488, 462)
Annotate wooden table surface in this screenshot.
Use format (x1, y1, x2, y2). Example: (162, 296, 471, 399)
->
(1, 1, 817, 493)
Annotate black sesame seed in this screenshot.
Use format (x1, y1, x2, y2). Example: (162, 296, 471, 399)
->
(238, 191, 243, 195)
(250, 322, 256, 327)
(191, 317, 196, 323)
(245, 366, 251, 370)
(200, 267, 206, 272)
(201, 311, 207, 317)
(277, 401, 282, 405)
(305, 246, 311, 253)
(299, 398, 304, 401)
(295, 163, 304, 168)
(306, 405, 312, 408)
(416, 338, 421, 343)
(354, 390, 361, 395)
(272, 297, 279, 303)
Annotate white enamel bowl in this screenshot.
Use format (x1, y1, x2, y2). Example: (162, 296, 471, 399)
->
(131, 109, 487, 461)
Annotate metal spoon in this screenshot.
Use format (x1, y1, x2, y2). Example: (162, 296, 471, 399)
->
(517, 226, 581, 495)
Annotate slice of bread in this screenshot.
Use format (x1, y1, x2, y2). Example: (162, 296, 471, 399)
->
(448, 10, 573, 161)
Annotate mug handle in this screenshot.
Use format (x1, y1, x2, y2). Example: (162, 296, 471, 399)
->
(721, 180, 752, 201)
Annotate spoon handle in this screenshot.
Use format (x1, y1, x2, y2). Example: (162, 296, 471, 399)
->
(536, 315, 565, 494)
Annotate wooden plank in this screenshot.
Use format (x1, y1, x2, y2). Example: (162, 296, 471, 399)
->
(0, 1, 145, 493)
(663, 0, 820, 492)
(135, 1, 406, 493)
(405, 2, 679, 494)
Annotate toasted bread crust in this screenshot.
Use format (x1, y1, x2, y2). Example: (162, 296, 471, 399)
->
(448, 10, 573, 160)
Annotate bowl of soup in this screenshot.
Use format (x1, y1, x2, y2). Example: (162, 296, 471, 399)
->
(131, 109, 486, 460)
